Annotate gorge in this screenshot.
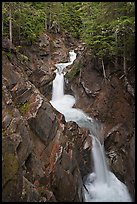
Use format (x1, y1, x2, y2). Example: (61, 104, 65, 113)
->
(2, 30, 135, 202)
(50, 50, 132, 202)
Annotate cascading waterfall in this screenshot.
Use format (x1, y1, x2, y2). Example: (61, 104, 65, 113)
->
(50, 50, 132, 202)
(91, 136, 109, 184)
(52, 72, 64, 101)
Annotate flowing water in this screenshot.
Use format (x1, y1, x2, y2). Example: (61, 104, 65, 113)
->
(50, 50, 132, 202)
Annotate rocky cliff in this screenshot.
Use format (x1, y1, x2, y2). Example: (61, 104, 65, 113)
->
(2, 32, 135, 201)
(2, 32, 91, 202)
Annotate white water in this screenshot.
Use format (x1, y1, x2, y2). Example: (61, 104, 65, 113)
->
(52, 73, 64, 101)
(91, 137, 109, 184)
(50, 50, 132, 202)
(83, 171, 132, 202)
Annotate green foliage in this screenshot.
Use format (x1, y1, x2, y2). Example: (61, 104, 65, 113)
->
(3, 2, 45, 44)
(19, 53, 29, 62)
(66, 63, 82, 81)
(2, 51, 12, 61)
(2, 2, 135, 66)
(80, 2, 135, 62)
(2, 2, 83, 43)
(58, 2, 82, 38)
(3, 153, 19, 183)
(19, 101, 30, 114)
(14, 3, 45, 43)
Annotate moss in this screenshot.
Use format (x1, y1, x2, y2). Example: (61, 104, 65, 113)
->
(19, 101, 30, 114)
(2, 51, 12, 61)
(66, 63, 83, 81)
(3, 153, 19, 184)
(19, 53, 29, 62)
(2, 153, 20, 201)
(2, 51, 6, 56)
(16, 45, 23, 52)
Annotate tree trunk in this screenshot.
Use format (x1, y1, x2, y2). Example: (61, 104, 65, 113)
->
(123, 34, 126, 77)
(2, 17, 3, 36)
(18, 3, 21, 44)
(115, 29, 118, 69)
(123, 33, 134, 97)
(9, 2, 12, 48)
(2, 3, 4, 35)
(46, 3, 52, 30)
(101, 58, 107, 84)
(45, 16, 47, 30)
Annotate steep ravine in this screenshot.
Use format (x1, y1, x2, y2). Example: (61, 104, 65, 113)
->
(66, 49, 135, 200)
(2, 32, 134, 201)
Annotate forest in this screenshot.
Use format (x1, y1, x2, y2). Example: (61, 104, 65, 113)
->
(2, 2, 135, 66)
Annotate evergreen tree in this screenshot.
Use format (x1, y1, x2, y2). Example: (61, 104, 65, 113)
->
(80, 2, 135, 67)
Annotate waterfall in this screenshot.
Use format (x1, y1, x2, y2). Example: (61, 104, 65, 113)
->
(52, 73, 64, 101)
(91, 136, 109, 184)
(50, 50, 132, 202)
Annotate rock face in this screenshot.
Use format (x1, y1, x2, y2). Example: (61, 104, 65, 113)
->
(66, 49, 135, 200)
(2, 34, 91, 202)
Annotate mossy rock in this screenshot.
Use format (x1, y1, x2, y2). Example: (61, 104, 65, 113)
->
(66, 62, 83, 81)
(2, 138, 23, 202)
(19, 53, 29, 62)
(19, 101, 30, 114)
(2, 51, 12, 61)
(3, 153, 19, 184)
